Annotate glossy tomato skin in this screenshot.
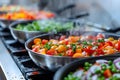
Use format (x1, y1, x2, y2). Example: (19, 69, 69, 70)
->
(104, 69, 112, 78)
(47, 49, 56, 55)
(96, 48, 104, 56)
(105, 41, 113, 46)
(42, 39, 48, 45)
(98, 42, 104, 48)
(83, 46, 95, 56)
(65, 40, 69, 45)
(115, 40, 120, 51)
(66, 49, 74, 57)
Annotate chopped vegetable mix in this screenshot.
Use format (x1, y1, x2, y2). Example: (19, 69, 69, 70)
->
(0, 9, 55, 20)
(14, 20, 73, 33)
(0, 5, 25, 12)
(31, 33, 120, 57)
(64, 58, 120, 80)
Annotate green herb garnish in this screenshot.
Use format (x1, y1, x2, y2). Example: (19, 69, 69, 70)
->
(82, 41, 88, 45)
(71, 44, 76, 52)
(44, 43, 51, 50)
(97, 39, 105, 42)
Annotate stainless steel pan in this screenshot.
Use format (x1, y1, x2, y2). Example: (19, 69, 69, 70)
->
(25, 31, 120, 71)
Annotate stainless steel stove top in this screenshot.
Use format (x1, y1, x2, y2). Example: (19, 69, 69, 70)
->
(0, 39, 25, 80)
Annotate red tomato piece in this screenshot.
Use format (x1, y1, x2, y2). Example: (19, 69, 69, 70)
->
(115, 43, 120, 50)
(105, 41, 113, 46)
(42, 39, 48, 45)
(66, 49, 74, 57)
(98, 42, 104, 48)
(65, 40, 69, 45)
(47, 49, 56, 55)
(96, 48, 104, 56)
(104, 69, 112, 78)
(115, 40, 120, 51)
(83, 46, 95, 56)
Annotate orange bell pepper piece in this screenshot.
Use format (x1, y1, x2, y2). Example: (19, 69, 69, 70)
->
(73, 53, 83, 58)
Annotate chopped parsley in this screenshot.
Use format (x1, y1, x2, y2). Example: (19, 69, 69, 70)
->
(44, 43, 51, 50)
(82, 41, 88, 45)
(71, 44, 76, 52)
(97, 39, 105, 43)
(58, 53, 63, 56)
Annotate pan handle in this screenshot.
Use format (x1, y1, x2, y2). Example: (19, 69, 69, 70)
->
(68, 11, 89, 19)
(55, 3, 76, 14)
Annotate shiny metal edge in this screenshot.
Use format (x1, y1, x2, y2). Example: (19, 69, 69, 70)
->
(0, 39, 25, 80)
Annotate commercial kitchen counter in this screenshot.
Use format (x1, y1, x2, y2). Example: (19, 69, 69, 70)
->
(0, 39, 25, 80)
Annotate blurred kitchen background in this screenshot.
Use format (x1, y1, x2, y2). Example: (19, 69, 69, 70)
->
(0, 0, 120, 32)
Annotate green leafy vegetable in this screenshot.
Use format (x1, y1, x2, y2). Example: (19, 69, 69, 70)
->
(14, 20, 73, 33)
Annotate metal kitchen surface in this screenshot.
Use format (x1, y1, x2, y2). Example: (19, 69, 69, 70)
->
(0, 39, 25, 80)
(0, 32, 25, 80)
(0, 27, 54, 80)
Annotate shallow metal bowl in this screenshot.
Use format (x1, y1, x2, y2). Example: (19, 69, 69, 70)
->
(9, 19, 74, 43)
(9, 20, 45, 43)
(54, 55, 120, 80)
(25, 33, 79, 71)
(25, 31, 120, 71)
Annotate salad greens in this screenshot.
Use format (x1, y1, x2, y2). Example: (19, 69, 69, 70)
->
(14, 20, 73, 33)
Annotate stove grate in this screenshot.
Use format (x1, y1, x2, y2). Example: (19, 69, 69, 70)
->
(0, 26, 54, 80)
